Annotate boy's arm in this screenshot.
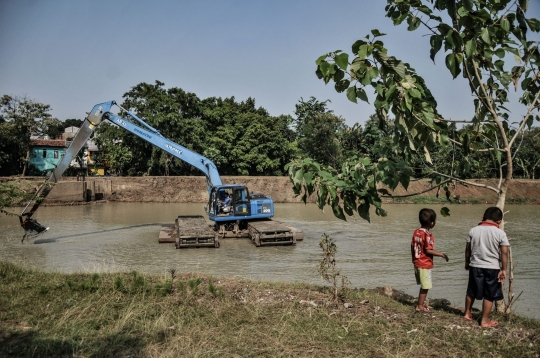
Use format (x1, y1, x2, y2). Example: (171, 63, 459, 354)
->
(411, 244, 415, 263)
(465, 242, 471, 270)
(425, 249, 449, 262)
(498, 245, 509, 282)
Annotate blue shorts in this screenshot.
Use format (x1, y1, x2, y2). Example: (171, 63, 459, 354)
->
(466, 267, 503, 301)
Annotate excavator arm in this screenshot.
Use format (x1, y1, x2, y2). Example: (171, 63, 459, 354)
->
(20, 101, 222, 240)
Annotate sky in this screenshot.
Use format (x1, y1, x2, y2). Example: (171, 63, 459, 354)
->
(1, 0, 539, 127)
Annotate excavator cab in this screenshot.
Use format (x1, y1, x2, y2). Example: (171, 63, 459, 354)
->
(207, 184, 273, 222)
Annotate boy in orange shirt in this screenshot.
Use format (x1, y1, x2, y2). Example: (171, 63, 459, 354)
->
(411, 208, 449, 312)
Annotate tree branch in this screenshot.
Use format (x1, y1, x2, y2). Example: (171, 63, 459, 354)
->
(508, 76, 540, 148)
(430, 170, 501, 193)
(381, 179, 453, 198)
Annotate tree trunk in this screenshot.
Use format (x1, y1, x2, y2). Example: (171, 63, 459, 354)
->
(495, 166, 511, 313)
(21, 150, 30, 176)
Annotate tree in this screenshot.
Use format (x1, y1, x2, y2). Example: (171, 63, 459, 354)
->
(0, 180, 36, 216)
(95, 81, 298, 176)
(0, 95, 60, 176)
(293, 97, 345, 168)
(288, 0, 539, 222)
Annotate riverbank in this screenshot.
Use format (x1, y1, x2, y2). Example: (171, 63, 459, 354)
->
(0, 262, 538, 357)
(3, 176, 540, 204)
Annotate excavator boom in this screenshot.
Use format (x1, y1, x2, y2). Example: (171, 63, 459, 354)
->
(20, 101, 273, 240)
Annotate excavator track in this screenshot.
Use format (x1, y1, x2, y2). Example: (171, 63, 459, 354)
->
(173, 216, 220, 248)
(158, 217, 302, 248)
(247, 220, 299, 247)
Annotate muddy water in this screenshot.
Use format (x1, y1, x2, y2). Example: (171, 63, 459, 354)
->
(1, 203, 539, 319)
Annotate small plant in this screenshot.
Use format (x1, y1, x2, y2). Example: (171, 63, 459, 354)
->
(188, 278, 201, 295)
(169, 268, 176, 283)
(66, 274, 100, 292)
(154, 281, 173, 297)
(38, 285, 48, 295)
(130, 270, 146, 292)
(208, 278, 223, 298)
(318, 233, 349, 302)
(114, 276, 125, 291)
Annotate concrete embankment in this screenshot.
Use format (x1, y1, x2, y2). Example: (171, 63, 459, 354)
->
(3, 176, 540, 204)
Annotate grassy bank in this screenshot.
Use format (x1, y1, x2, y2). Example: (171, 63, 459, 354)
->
(1, 262, 538, 357)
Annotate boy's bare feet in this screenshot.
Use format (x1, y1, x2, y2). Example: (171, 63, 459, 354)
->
(415, 306, 430, 313)
(481, 320, 498, 328)
(463, 315, 474, 321)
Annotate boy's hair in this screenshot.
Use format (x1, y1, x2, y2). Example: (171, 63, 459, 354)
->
(483, 206, 503, 222)
(419, 208, 436, 226)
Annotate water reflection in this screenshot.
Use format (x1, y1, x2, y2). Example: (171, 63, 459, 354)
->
(0, 202, 538, 319)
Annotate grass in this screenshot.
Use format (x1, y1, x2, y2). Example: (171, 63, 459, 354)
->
(0, 261, 539, 357)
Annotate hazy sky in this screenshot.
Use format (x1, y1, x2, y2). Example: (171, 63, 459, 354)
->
(1, 0, 539, 126)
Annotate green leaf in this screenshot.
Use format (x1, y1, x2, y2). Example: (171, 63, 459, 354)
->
(293, 168, 304, 184)
(328, 185, 337, 200)
(376, 207, 388, 217)
(463, 0, 474, 11)
(407, 16, 421, 31)
(392, 61, 407, 78)
(319, 61, 330, 76)
(424, 147, 432, 164)
(527, 18, 540, 32)
(519, 0, 528, 12)
(358, 44, 369, 60)
(352, 40, 367, 54)
(335, 53, 349, 70)
(315, 54, 327, 65)
(371, 29, 386, 37)
(358, 202, 370, 222)
(526, 115, 534, 129)
(303, 172, 313, 185)
(332, 202, 346, 221)
(334, 69, 345, 82)
(495, 48, 505, 58)
(334, 79, 350, 93)
(480, 27, 491, 44)
(440, 207, 450, 217)
(430, 35, 443, 62)
(356, 88, 369, 103)
(500, 17, 510, 32)
(399, 174, 410, 190)
(445, 53, 462, 78)
(458, 7, 469, 17)
(465, 39, 477, 58)
(346, 87, 358, 103)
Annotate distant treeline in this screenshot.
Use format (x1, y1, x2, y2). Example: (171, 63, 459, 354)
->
(1, 82, 539, 178)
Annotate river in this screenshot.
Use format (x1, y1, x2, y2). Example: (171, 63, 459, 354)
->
(1, 203, 538, 319)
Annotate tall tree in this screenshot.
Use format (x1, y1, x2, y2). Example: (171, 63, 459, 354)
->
(288, 0, 539, 222)
(0, 95, 60, 176)
(293, 97, 345, 168)
(95, 81, 297, 176)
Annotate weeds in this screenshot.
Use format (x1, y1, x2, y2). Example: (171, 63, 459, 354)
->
(0, 261, 538, 357)
(318, 233, 349, 302)
(208, 278, 223, 298)
(188, 278, 202, 295)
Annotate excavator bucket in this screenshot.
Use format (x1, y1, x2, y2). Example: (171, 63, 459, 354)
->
(20, 216, 49, 242)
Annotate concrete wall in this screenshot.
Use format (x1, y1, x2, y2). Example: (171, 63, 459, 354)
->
(46, 181, 86, 202)
(39, 176, 303, 203)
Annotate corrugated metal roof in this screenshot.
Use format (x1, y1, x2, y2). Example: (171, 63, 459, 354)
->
(30, 139, 66, 147)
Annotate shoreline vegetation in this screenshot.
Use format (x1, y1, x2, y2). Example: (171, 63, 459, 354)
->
(0, 262, 538, 357)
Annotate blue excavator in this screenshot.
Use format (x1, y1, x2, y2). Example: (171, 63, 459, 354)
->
(19, 101, 292, 247)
